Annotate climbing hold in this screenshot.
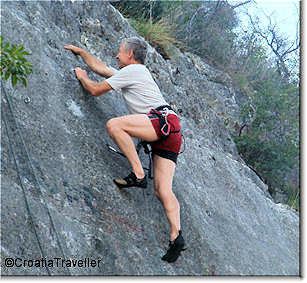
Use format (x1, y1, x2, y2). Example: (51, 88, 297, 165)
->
(24, 96, 31, 104)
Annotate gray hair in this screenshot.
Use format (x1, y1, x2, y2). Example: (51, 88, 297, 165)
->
(123, 37, 147, 64)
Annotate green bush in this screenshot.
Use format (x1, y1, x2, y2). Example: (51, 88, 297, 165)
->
(129, 18, 177, 57)
(111, 0, 164, 22)
(0, 36, 33, 87)
(163, 1, 239, 66)
(286, 186, 299, 210)
(234, 78, 299, 209)
(111, 1, 181, 58)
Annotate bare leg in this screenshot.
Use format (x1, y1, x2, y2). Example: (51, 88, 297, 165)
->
(106, 114, 158, 179)
(153, 155, 181, 241)
(109, 127, 145, 178)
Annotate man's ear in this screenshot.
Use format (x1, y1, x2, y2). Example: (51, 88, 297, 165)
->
(128, 49, 134, 59)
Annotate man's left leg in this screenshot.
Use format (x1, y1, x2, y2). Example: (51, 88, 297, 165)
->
(106, 114, 159, 179)
(153, 155, 181, 240)
(153, 155, 185, 262)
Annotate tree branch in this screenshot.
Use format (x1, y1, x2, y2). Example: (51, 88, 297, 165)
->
(230, 0, 253, 10)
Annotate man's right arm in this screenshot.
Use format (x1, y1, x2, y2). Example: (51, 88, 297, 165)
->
(64, 45, 115, 78)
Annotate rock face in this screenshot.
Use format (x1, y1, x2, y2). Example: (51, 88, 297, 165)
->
(1, 1, 299, 276)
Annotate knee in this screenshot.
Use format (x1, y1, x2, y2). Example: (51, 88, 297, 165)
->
(106, 118, 120, 137)
(154, 189, 161, 200)
(159, 190, 172, 201)
(160, 191, 179, 209)
(154, 182, 161, 199)
(156, 189, 172, 203)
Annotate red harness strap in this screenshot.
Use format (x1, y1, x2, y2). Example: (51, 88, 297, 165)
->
(148, 107, 180, 139)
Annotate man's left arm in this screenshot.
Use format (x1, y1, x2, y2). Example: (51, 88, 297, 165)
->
(75, 67, 113, 96)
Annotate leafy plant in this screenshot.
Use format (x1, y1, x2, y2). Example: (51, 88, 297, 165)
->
(111, 0, 164, 23)
(0, 36, 33, 87)
(111, 0, 181, 58)
(287, 186, 299, 211)
(234, 78, 299, 209)
(129, 18, 177, 57)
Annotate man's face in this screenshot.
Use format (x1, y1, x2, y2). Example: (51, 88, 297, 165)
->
(116, 43, 132, 68)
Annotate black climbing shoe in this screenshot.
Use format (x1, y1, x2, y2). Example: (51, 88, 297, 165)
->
(113, 172, 147, 189)
(162, 230, 186, 263)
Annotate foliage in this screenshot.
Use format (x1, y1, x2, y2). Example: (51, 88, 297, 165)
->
(231, 32, 270, 92)
(222, 26, 299, 209)
(111, 0, 186, 23)
(234, 78, 299, 208)
(163, 1, 239, 65)
(111, 0, 165, 22)
(111, 1, 180, 58)
(129, 18, 177, 56)
(286, 184, 300, 211)
(246, 12, 300, 82)
(0, 36, 32, 87)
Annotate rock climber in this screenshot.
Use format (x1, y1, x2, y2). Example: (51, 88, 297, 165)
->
(64, 37, 185, 263)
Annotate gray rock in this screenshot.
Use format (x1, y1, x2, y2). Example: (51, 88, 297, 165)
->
(1, 1, 299, 276)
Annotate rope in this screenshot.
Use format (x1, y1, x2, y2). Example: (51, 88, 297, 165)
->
(2, 85, 175, 264)
(106, 141, 153, 177)
(180, 134, 186, 154)
(2, 110, 51, 275)
(106, 140, 154, 242)
(2, 85, 71, 275)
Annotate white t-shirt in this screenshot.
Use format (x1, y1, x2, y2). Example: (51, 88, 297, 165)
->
(105, 64, 168, 114)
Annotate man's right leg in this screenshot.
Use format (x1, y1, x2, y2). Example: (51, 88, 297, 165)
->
(106, 114, 159, 179)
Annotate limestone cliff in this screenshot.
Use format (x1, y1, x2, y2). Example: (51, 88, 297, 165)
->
(1, 1, 299, 275)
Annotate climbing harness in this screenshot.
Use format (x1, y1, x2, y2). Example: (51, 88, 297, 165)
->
(148, 105, 181, 140)
(106, 105, 185, 175)
(148, 105, 185, 154)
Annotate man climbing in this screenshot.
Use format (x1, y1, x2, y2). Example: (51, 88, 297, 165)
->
(64, 37, 185, 263)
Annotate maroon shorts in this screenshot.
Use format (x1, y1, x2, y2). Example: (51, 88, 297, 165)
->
(147, 110, 182, 164)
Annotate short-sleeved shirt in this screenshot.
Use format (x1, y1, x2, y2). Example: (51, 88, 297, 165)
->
(105, 64, 168, 114)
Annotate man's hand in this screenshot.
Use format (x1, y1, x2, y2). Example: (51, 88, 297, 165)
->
(74, 67, 88, 80)
(74, 67, 112, 96)
(64, 44, 84, 56)
(64, 44, 114, 78)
